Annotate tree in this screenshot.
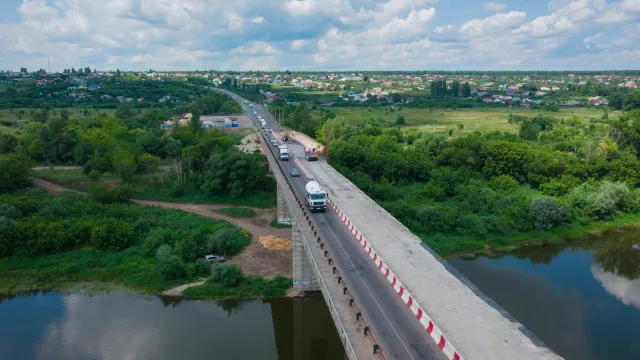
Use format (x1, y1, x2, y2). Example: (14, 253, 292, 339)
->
(597, 136, 618, 160)
(363, 75, 369, 82)
(156, 244, 186, 281)
(213, 264, 244, 287)
(206, 228, 242, 255)
(0, 130, 17, 154)
(530, 196, 571, 230)
(190, 111, 203, 135)
(395, 115, 406, 126)
(461, 82, 472, 98)
(451, 81, 460, 97)
(625, 90, 640, 111)
(0, 154, 33, 193)
(608, 92, 625, 110)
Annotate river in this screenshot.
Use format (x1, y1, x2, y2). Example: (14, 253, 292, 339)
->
(447, 228, 640, 360)
(0, 292, 345, 360)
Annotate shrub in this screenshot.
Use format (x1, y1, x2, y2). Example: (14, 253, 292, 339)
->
(206, 228, 246, 256)
(133, 218, 152, 234)
(90, 218, 135, 250)
(169, 182, 185, 197)
(213, 264, 245, 288)
(156, 244, 186, 281)
(488, 175, 519, 193)
(137, 153, 160, 174)
(88, 183, 132, 204)
(530, 196, 571, 230)
(0, 204, 18, 219)
(540, 175, 581, 197)
(456, 213, 488, 237)
(416, 205, 457, 233)
(568, 181, 630, 220)
(0, 154, 33, 193)
(143, 229, 173, 256)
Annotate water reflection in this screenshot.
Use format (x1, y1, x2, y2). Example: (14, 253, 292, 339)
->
(0, 292, 345, 360)
(448, 228, 640, 360)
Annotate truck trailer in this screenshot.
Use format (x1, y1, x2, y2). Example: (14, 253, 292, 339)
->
(304, 180, 327, 212)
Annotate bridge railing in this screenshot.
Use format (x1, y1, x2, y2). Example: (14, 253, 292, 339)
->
(258, 130, 386, 359)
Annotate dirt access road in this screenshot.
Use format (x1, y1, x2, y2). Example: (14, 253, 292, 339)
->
(33, 178, 293, 281)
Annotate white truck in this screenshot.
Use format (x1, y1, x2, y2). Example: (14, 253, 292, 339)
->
(260, 118, 266, 129)
(305, 180, 327, 212)
(278, 145, 289, 160)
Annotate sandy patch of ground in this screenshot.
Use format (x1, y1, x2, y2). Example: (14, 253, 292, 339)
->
(259, 235, 292, 251)
(236, 133, 262, 154)
(162, 278, 206, 296)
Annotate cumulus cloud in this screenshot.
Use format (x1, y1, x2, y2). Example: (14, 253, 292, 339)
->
(0, 0, 638, 70)
(460, 11, 527, 37)
(481, 2, 506, 12)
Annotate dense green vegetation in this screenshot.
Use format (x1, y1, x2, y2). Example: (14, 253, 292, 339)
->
(182, 266, 291, 299)
(0, 189, 259, 295)
(216, 208, 257, 218)
(0, 90, 275, 207)
(322, 110, 640, 255)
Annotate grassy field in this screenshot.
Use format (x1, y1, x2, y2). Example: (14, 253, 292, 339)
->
(0, 108, 117, 128)
(216, 208, 257, 218)
(33, 168, 277, 208)
(320, 106, 614, 134)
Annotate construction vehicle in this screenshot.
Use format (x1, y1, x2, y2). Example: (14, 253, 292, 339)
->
(304, 180, 327, 212)
(304, 147, 319, 161)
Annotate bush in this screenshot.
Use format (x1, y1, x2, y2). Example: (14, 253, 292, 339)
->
(456, 213, 488, 237)
(133, 218, 152, 234)
(530, 196, 571, 230)
(568, 181, 630, 220)
(206, 228, 247, 256)
(0, 204, 18, 219)
(540, 175, 582, 197)
(143, 229, 173, 256)
(213, 264, 245, 288)
(137, 153, 160, 174)
(156, 244, 186, 281)
(0, 154, 33, 193)
(90, 218, 135, 250)
(88, 183, 132, 204)
(488, 175, 519, 193)
(169, 182, 185, 197)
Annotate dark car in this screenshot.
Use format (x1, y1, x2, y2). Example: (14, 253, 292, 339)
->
(290, 167, 300, 177)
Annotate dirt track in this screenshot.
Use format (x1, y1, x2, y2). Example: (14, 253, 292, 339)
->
(33, 178, 293, 281)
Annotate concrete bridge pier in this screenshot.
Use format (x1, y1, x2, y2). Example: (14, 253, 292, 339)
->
(292, 219, 319, 291)
(277, 184, 292, 225)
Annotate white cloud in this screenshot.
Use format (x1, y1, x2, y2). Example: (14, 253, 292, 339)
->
(231, 41, 279, 56)
(460, 11, 527, 37)
(482, 2, 506, 12)
(596, 8, 631, 24)
(290, 39, 309, 50)
(0, 0, 638, 71)
(620, 0, 640, 12)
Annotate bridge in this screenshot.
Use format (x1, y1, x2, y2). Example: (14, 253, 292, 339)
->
(219, 89, 564, 360)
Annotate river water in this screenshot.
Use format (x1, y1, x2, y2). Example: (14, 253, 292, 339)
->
(0, 293, 345, 360)
(448, 228, 640, 360)
(3, 229, 639, 360)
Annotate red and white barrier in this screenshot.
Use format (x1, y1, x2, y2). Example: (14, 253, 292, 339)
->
(328, 198, 464, 360)
(293, 157, 312, 179)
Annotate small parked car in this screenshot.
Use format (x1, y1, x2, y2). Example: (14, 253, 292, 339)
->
(290, 167, 300, 177)
(205, 254, 226, 263)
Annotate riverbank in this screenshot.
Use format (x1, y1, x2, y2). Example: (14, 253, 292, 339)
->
(0, 188, 293, 300)
(445, 213, 640, 258)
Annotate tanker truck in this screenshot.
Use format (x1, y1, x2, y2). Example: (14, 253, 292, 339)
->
(304, 180, 327, 212)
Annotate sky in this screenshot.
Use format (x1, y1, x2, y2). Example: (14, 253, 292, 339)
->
(0, 0, 638, 72)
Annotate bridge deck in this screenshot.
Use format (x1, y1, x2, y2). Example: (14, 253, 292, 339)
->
(303, 158, 563, 360)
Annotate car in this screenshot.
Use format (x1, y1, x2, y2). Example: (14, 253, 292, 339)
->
(204, 254, 226, 263)
(272, 140, 279, 147)
(290, 168, 300, 177)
